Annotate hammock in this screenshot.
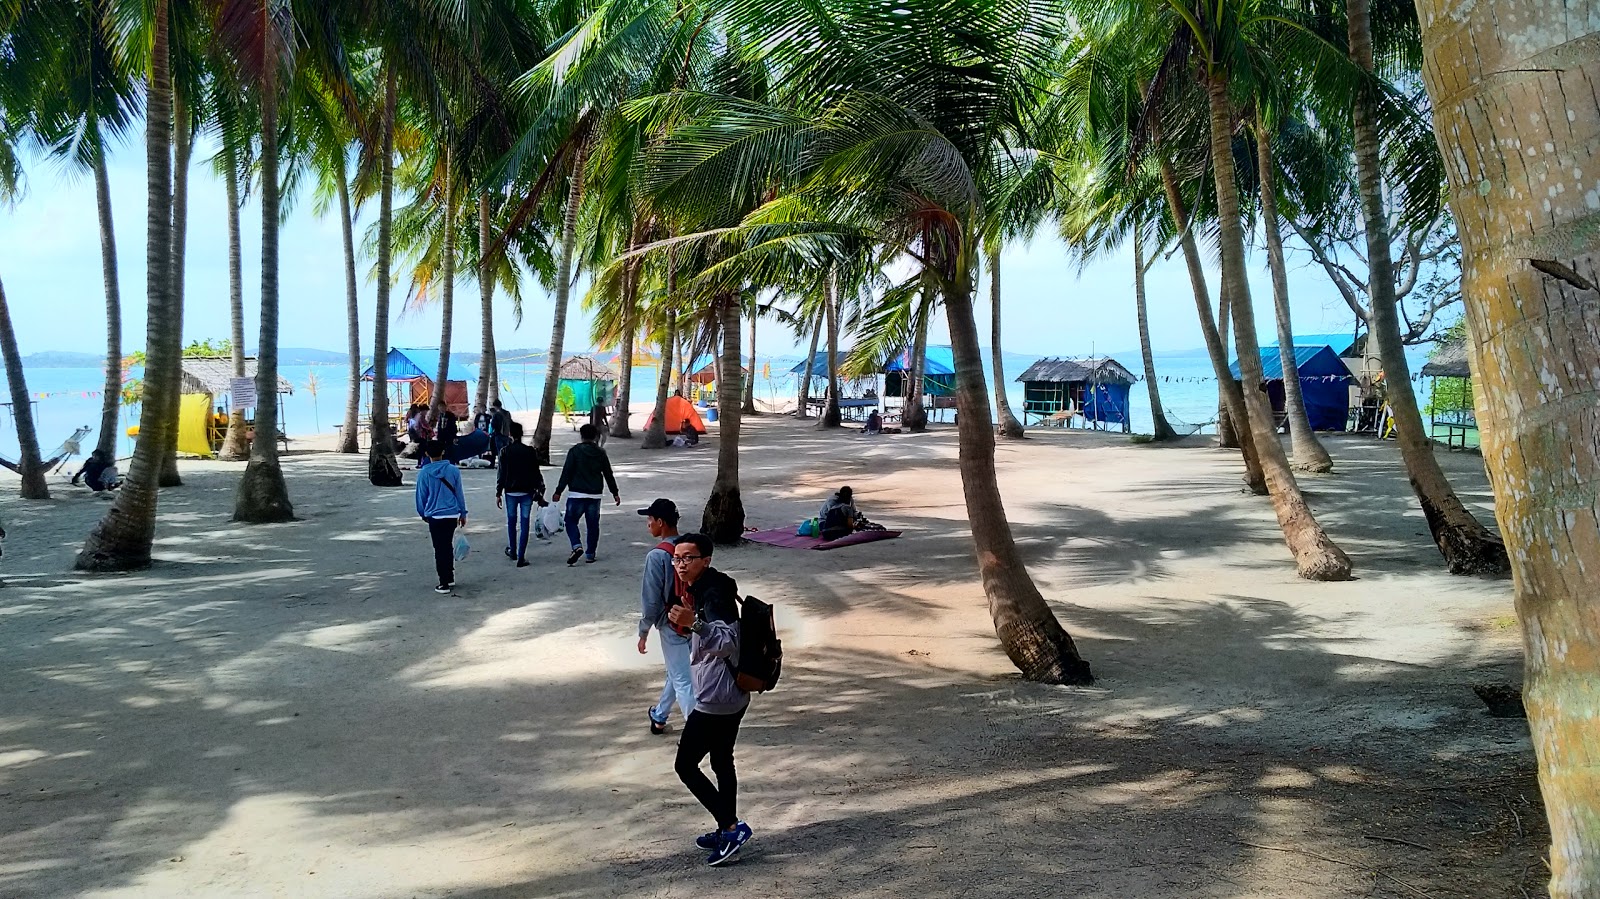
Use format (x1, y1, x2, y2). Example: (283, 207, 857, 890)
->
(0, 425, 92, 475)
(1162, 411, 1215, 437)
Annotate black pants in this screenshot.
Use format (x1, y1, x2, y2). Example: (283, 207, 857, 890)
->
(427, 517, 458, 587)
(675, 707, 747, 830)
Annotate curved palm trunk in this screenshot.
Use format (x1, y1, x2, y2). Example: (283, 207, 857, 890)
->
(474, 193, 494, 418)
(795, 306, 820, 418)
(431, 148, 456, 425)
(0, 278, 48, 498)
(1158, 155, 1266, 493)
(943, 250, 1091, 684)
(235, 73, 294, 523)
(337, 160, 361, 454)
(1132, 230, 1177, 441)
(643, 309, 674, 449)
(1254, 121, 1332, 472)
(78, 0, 174, 570)
(1350, 0, 1506, 575)
(533, 141, 589, 463)
(160, 91, 191, 488)
(903, 287, 930, 432)
(816, 272, 842, 429)
(987, 247, 1025, 439)
(366, 68, 402, 487)
(1416, 1, 1600, 890)
(702, 294, 744, 542)
(1206, 75, 1350, 581)
(742, 302, 758, 415)
(220, 145, 250, 460)
(92, 148, 123, 461)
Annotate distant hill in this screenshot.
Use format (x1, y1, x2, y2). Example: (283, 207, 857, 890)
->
(22, 351, 104, 368)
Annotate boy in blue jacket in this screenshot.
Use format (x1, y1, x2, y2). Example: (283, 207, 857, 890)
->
(414, 439, 469, 594)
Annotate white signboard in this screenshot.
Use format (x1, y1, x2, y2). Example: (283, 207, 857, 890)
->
(231, 377, 257, 410)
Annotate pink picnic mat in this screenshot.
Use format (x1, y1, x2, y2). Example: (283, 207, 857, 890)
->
(744, 528, 902, 550)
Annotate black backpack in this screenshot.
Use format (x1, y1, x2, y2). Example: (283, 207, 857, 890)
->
(732, 595, 783, 693)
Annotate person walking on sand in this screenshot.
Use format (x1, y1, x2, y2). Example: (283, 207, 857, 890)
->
(637, 498, 691, 735)
(590, 400, 609, 447)
(551, 423, 620, 566)
(667, 533, 753, 866)
(414, 439, 469, 594)
(496, 421, 543, 568)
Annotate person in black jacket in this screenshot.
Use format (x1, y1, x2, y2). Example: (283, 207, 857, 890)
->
(495, 422, 544, 567)
(550, 424, 621, 565)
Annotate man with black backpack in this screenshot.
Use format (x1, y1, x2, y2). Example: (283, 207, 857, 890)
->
(666, 533, 755, 866)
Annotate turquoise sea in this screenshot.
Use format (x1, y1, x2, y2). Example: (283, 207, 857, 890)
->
(0, 345, 1431, 460)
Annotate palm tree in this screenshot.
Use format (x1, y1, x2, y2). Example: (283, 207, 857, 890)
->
(794, 305, 820, 418)
(1343, 0, 1507, 575)
(365, 66, 403, 486)
(1414, 1, 1599, 890)
(214, 92, 253, 460)
(703, 288, 744, 540)
(1251, 114, 1332, 471)
(0, 277, 48, 499)
(1129, 229, 1178, 441)
(985, 248, 1026, 439)
(78, 0, 179, 570)
(158, 81, 195, 488)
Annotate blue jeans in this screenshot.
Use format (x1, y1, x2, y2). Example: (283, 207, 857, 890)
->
(650, 630, 696, 724)
(504, 493, 533, 560)
(564, 497, 602, 558)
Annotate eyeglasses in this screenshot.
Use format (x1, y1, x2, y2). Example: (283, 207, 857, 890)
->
(671, 555, 705, 565)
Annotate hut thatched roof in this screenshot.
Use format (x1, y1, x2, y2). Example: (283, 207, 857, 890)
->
(557, 355, 619, 381)
(1420, 339, 1471, 379)
(180, 357, 293, 396)
(1016, 356, 1136, 385)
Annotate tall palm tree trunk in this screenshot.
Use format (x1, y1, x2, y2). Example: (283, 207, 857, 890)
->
(903, 287, 930, 432)
(1158, 155, 1266, 492)
(366, 68, 402, 486)
(1349, 0, 1506, 575)
(742, 299, 757, 414)
(78, 0, 175, 570)
(160, 90, 191, 488)
(816, 271, 841, 429)
(431, 147, 456, 425)
(942, 248, 1091, 684)
(1254, 120, 1332, 472)
(235, 71, 293, 523)
(643, 309, 674, 449)
(92, 148, 123, 461)
(533, 140, 589, 463)
(220, 145, 250, 460)
(1132, 230, 1177, 441)
(1205, 75, 1350, 581)
(988, 247, 1025, 439)
(612, 220, 646, 440)
(1416, 0, 1600, 890)
(702, 294, 744, 542)
(0, 277, 48, 498)
(474, 193, 493, 417)
(337, 160, 361, 454)
(795, 306, 820, 419)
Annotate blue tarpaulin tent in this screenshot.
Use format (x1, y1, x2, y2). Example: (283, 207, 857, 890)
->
(1229, 344, 1353, 431)
(885, 345, 956, 396)
(361, 347, 477, 384)
(788, 351, 852, 377)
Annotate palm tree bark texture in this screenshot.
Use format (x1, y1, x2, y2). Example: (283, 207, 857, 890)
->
(1131, 230, 1177, 442)
(337, 159, 362, 454)
(533, 138, 589, 463)
(0, 277, 48, 498)
(701, 293, 744, 542)
(78, 0, 176, 570)
(220, 147, 250, 460)
(159, 88, 191, 488)
(1350, 0, 1508, 575)
(987, 247, 1025, 439)
(1414, 1, 1600, 893)
(1204, 73, 1351, 581)
(367, 68, 403, 487)
(92, 148, 123, 461)
(642, 308, 674, 449)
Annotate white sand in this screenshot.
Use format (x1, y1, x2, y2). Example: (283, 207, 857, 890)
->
(0, 417, 1538, 898)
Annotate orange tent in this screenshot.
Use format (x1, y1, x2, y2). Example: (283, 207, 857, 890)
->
(644, 395, 708, 434)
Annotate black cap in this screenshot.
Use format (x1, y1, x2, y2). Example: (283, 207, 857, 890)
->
(637, 498, 679, 523)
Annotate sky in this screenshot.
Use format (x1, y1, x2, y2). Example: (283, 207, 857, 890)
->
(0, 138, 1383, 363)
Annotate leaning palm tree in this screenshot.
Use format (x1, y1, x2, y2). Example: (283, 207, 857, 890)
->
(0, 277, 49, 499)
(1414, 0, 1599, 890)
(634, 0, 1094, 682)
(78, 0, 180, 569)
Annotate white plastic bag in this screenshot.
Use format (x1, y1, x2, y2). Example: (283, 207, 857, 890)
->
(453, 531, 471, 562)
(534, 503, 563, 541)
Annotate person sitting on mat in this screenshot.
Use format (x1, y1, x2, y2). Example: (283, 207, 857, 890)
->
(817, 486, 868, 541)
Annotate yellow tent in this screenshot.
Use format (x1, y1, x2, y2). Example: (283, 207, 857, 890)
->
(177, 393, 214, 457)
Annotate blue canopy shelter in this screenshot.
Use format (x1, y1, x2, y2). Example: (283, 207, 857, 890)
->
(791, 350, 877, 417)
(1229, 344, 1353, 431)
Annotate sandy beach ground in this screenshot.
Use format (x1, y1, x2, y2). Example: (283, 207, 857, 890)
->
(0, 415, 1541, 898)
